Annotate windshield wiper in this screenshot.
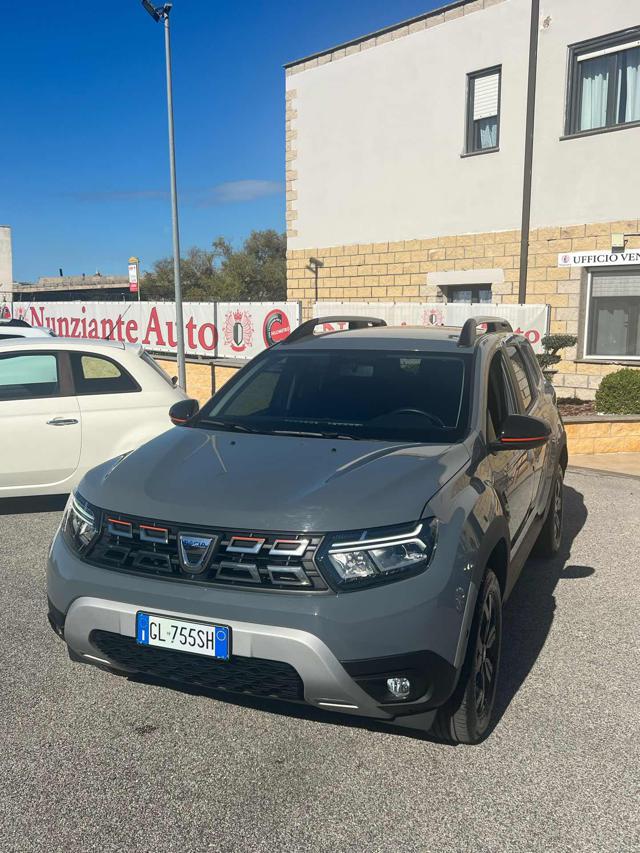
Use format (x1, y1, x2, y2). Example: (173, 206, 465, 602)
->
(200, 421, 361, 440)
(199, 419, 257, 433)
(268, 429, 358, 440)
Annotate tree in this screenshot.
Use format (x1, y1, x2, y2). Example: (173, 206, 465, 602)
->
(216, 230, 287, 301)
(140, 230, 286, 302)
(536, 334, 578, 380)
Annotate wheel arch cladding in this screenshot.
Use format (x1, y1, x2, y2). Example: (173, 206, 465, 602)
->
(473, 514, 510, 598)
(560, 442, 568, 473)
(485, 537, 509, 598)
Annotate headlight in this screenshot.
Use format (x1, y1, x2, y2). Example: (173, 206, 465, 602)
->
(316, 519, 437, 590)
(62, 491, 101, 555)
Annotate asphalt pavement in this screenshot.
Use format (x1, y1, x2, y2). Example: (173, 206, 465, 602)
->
(1, 469, 639, 853)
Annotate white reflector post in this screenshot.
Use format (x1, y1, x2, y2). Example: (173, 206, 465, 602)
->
(474, 72, 500, 121)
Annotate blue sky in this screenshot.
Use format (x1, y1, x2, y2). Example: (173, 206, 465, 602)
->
(0, 0, 439, 282)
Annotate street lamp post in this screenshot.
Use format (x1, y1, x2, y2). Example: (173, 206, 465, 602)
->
(141, 1, 186, 389)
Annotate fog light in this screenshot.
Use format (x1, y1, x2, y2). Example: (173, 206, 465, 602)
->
(386, 677, 411, 699)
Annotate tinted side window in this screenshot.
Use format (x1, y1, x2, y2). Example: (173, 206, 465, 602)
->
(519, 340, 543, 387)
(506, 345, 534, 410)
(486, 351, 518, 441)
(0, 353, 60, 400)
(70, 353, 139, 395)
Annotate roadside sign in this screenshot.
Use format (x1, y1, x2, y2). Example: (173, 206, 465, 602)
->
(128, 256, 140, 296)
(13, 301, 301, 359)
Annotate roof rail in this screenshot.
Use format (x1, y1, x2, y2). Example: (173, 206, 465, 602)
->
(457, 316, 513, 348)
(283, 315, 387, 345)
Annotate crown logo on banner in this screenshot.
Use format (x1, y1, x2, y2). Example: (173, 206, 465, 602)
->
(223, 308, 254, 353)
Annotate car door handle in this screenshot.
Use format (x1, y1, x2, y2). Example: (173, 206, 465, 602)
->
(47, 418, 79, 426)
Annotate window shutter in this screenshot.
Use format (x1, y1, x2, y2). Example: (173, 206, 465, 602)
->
(578, 39, 640, 62)
(473, 73, 499, 121)
(592, 272, 640, 297)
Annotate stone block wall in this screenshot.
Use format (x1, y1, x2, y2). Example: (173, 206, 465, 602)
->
(287, 219, 640, 399)
(155, 359, 241, 406)
(565, 419, 640, 455)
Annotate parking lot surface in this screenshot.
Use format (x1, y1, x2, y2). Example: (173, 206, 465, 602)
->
(1, 469, 639, 853)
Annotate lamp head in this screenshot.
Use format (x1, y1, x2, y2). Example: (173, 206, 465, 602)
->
(141, 1, 172, 21)
(611, 233, 627, 253)
(141, 0, 160, 21)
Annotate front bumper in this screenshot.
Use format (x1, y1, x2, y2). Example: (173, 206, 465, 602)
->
(55, 594, 401, 718)
(47, 531, 465, 724)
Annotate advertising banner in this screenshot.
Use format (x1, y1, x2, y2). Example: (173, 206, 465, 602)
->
(9, 301, 300, 360)
(313, 302, 550, 352)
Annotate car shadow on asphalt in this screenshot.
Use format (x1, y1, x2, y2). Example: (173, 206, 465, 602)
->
(0, 495, 67, 515)
(126, 484, 591, 745)
(490, 483, 591, 733)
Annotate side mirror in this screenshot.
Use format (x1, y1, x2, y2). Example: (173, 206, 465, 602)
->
(169, 398, 199, 426)
(490, 414, 551, 452)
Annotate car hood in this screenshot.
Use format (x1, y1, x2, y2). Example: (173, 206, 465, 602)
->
(80, 427, 470, 532)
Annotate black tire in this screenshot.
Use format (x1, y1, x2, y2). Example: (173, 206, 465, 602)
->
(433, 569, 502, 745)
(533, 465, 564, 558)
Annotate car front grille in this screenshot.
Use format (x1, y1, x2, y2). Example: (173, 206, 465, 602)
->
(85, 510, 328, 592)
(91, 630, 304, 701)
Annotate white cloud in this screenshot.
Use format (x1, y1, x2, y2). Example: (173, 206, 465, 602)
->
(69, 189, 168, 202)
(199, 180, 283, 205)
(68, 180, 283, 207)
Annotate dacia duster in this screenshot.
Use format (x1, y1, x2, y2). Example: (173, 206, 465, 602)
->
(47, 316, 567, 743)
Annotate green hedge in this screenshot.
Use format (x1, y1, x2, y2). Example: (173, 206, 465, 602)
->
(595, 369, 640, 415)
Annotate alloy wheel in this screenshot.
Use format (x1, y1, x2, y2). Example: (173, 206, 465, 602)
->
(552, 475, 563, 548)
(474, 591, 499, 722)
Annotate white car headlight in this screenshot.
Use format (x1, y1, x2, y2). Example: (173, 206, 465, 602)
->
(316, 519, 438, 590)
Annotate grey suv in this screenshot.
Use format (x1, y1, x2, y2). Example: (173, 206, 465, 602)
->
(47, 316, 567, 743)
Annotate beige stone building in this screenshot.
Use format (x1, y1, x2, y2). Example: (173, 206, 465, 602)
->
(0, 226, 13, 307)
(285, 0, 640, 399)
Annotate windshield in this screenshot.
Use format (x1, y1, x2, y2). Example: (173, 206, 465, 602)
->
(198, 349, 472, 443)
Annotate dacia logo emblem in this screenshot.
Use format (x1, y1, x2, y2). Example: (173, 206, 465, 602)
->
(178, 532, 217, 574)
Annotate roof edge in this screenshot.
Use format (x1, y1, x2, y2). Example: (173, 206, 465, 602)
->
(284, 0, 470, 69)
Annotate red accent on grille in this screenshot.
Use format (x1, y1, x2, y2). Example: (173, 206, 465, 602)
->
(107, 517, 132, 533)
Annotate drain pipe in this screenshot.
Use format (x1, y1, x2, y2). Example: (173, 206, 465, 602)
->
(518, 0, 541, 304)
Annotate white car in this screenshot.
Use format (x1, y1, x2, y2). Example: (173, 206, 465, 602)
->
(0, 337, 187, 497)
(0, 319, 55, 340)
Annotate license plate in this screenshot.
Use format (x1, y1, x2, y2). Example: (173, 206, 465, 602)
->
(136, 612, 230, 660)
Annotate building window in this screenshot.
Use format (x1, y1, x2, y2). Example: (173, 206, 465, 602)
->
(446, 285, 492, 304)
(566, 28, 640, 136)
(586, 270, 640, 359)
(466, 67, 501, 153)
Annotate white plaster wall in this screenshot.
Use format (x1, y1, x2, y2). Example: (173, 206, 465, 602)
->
(531, 0, 640, 228)
(288, 0, 640, 249)
(0, 226, 13, 298)
(288, 0, 529, 249)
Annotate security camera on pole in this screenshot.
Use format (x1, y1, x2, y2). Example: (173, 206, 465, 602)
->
(141, 1, 186, 390)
